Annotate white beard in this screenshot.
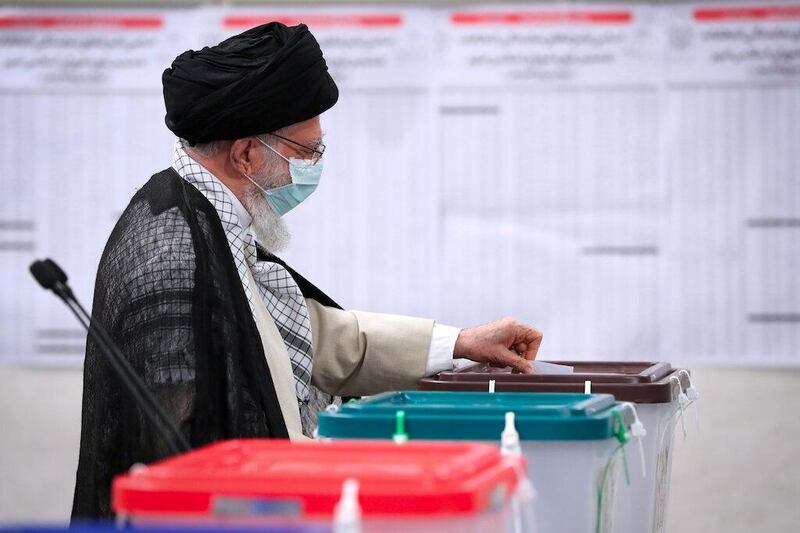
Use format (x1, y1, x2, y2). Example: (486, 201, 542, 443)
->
(240, 140, 294, 255)
(242, 186, 291, 255)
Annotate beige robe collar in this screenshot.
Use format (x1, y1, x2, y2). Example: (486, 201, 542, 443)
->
(243, 267, 307, 440)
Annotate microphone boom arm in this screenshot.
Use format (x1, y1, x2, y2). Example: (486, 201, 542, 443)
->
(30, 258, 190, 456)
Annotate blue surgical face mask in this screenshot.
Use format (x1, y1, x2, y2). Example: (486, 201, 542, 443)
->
(246, 138, 323, 216)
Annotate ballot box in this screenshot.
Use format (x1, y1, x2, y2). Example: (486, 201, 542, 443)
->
(419, 362, 699, 533)
(111, 439, 523, 533)
(317, 391, 639, 533)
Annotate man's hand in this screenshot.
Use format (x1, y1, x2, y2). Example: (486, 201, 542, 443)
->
(454, 318, 543, 374)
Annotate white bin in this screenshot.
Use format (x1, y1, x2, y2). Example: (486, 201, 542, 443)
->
(318, 390, 640, 533)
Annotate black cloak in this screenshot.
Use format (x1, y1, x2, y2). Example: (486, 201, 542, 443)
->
(71, 169, 339, 518)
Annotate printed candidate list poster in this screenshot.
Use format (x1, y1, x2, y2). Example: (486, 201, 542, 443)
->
(0, 8, 194, 363)
(660, 3, 800, 362)
(0, 3, 798, 366)
(204, 6, 442, 318)
(435, 4, 667, 360)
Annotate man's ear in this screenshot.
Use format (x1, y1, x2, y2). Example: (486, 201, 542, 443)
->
(229, 137, 258, 177)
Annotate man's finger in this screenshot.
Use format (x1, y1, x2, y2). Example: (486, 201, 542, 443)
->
(524, 329, 543, 360)
(490, 347, 532, 374)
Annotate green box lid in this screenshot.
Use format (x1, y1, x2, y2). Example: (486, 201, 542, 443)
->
(318, 391, 634, 442)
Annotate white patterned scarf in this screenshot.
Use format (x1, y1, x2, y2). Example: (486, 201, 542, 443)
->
(172, 141, 314, 403)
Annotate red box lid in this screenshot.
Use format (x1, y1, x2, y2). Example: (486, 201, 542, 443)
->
(112, 439, 522, 518)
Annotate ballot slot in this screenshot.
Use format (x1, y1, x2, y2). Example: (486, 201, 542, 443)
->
(318, 391, 639, 533)
(112, 439, 523, 533)
(419, 363, 698, 533)
(436, 361, 673, 384)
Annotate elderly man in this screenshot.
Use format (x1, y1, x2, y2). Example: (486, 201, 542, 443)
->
(72, 22, 542, 518)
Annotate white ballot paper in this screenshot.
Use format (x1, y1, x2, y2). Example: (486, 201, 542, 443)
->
(532, 361, 575, 374)
(454, 360, 576, 373)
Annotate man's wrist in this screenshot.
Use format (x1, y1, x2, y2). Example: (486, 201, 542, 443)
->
(425, 323, 462, 375)
(453, 326, 475, 359)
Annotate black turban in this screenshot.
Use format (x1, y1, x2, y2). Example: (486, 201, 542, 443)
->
(162, 22, 338, 145)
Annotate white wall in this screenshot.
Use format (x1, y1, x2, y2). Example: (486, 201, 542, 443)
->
(0, 365, 798, 532)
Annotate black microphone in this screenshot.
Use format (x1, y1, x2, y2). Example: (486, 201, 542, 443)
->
(30, 259, 62, 290)
(29, 258, 190, 455)
(30, 258, 76, 299)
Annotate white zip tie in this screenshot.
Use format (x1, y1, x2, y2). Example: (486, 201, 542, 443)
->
(517, 475, 536, 503)
(333, 478, 362, 533)
(584, 380, 592, 394)
(678, 391, 689, 439)
(489, 379, 496, 393)
(129, 463, 147, 475)
(501, 411, 522, 457)
(678, 369, 701, 432)
(671, 375, 688, 440)
(622, 402, 648, 479)
(513, 475, 537, 533)
(500, 412, 535, 533)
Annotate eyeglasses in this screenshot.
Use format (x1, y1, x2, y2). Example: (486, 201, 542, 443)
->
(268, 132, 325, 166)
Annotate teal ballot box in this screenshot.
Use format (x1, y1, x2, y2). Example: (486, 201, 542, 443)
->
(318, 391, 641, 533)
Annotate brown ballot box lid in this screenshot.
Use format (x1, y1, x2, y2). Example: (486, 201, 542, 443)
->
(419, 361, 691, 404)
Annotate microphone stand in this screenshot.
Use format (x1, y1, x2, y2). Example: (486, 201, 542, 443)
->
(33, 261, 190, 455)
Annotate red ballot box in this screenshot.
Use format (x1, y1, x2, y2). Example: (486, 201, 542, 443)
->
(112, 439, 525, 533)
